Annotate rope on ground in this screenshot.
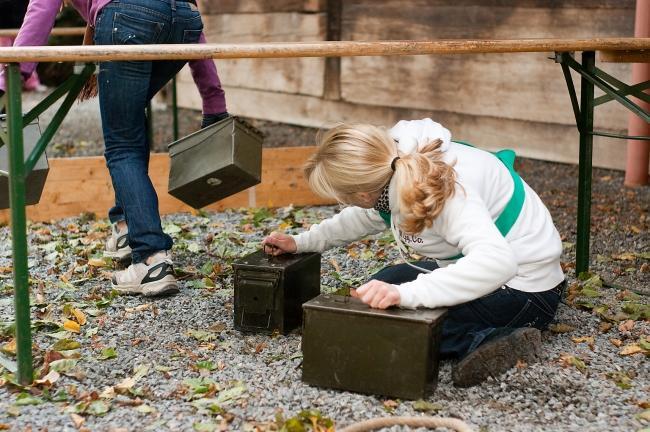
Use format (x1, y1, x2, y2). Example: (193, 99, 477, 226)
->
(338, 416, 474, 432)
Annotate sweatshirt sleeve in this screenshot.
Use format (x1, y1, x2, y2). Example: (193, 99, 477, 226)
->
(10, 0, 62, 79)
(395, 188, 518, 309)
(293, 207, 388, 253)
(188, 32, 227, 115)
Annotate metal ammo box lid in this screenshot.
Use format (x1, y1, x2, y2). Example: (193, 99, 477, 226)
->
(168, 116, 263, 209)
(302, 294, 447, 399)
(0, 115, 48, 209)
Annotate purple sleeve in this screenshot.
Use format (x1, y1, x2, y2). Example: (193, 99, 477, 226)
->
(0, 0, 62, 91)
(188, 32, 227, 115)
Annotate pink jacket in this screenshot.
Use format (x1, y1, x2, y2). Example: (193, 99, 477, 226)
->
(1, 0, 226, 114)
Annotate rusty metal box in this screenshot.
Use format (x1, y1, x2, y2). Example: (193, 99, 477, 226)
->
(302, 294, 446, 399)
(168, 116, 263, 209)
(0, 115, 48, 209)
(232, 250, 321, 334)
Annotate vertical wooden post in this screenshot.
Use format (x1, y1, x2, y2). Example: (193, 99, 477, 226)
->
(323, 0, 342, 100)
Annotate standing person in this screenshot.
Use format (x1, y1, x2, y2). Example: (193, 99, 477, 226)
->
(1, 0, 228, 296)
(262, 118, 566, 387)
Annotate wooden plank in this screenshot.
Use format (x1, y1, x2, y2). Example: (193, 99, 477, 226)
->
(0, 39, 649, 63)
(600, 49, 650, 63)
(194, 13, 326, 96)
(323, 0, 343, 100)
(200, 0, 325, 14)
(339, 2, 636, 129)
(176, 84, 643, 172)
(0, 148, 333, 223)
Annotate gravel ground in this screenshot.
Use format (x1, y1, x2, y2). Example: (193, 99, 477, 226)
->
(0, 89, 647, 431)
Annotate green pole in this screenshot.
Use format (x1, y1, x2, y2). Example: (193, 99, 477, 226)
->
(6, 64, 33, 385)
(576, 51, 595, 277)
(172, 76, 179, 141)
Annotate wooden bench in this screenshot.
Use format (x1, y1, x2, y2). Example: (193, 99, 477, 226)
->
(0, 38, 648, 384)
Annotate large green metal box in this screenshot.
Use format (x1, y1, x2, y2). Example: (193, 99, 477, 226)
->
(232, 250, 321, 334)
(0, 115, 48, 209)
(302, 294, 446, 400)
(168, 116, 263, 209)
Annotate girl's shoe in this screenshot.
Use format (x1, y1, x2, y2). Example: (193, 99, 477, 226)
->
(111, 251, 178, 296)
(104, 223, 132, 262)
(452, 327, 542, 387)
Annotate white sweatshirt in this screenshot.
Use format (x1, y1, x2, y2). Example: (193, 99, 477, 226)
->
(293, 119, 565, 309)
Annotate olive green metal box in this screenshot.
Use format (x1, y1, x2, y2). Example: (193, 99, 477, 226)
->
(302, 294, 447, 400)
(232, 250, 321, 334)
(0, 115, 48, 209)
(168, 116, 263, 209)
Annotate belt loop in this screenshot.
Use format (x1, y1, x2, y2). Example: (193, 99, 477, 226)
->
(171, 0, 176, 11)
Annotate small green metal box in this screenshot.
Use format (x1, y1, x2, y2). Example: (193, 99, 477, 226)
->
(232, 250, 321, 334)
(0, 115, 48, 209)
(168, 116, 263, 209)
(302, 294, 446, 400)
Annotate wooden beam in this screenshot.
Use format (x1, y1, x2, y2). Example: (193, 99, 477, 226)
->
(600, 49, 650, 63)
(0, 147, 333, 223)
(0, 39, 649, 63)
(200, 0, 325, 14)
(323, 0, 343, 100)
(0, 27, 86, 38)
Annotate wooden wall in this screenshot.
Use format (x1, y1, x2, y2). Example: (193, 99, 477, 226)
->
(176, 0, 639, 170)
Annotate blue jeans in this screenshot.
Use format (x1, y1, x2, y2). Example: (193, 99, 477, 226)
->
(95, 0, 203, 263)
(371, 262, 564, 359)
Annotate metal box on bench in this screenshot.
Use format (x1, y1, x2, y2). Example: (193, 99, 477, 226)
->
(302, 294, 446, 400)
(168, 116, 263, 209)
(232, 250, 321, 334)
(0, 115, 48, 209)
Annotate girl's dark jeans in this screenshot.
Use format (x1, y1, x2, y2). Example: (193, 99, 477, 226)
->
(95, 0, 204, 263)
(371, 261, 564, 359)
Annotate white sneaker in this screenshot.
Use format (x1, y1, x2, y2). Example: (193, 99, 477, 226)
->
(104, 223, 132, 262)
(111, 251, 178, 296)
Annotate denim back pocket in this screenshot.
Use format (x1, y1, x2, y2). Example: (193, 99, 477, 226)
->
(111, 12, 164, 45)
(182, 29, 202, 44)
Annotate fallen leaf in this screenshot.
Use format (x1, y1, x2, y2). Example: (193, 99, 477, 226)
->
(34, 370, 60, 386)
(636, 410, 650, 422)
(558, 353, 588, 374)
(612, 252, 637, 261)
(64, 320, 81, 333)
(548, 323, 575, 334)
(71, 308, 87, 326)
(115, 377, 136, 394)
(619, 344, 643, 356)
(383, 399, 399, 411)
(571, 335, 595, 350)
(70, 413, 85, 429)
(618, 320, 635, 333)
(1, 339, 16, 356)
(610, 338, 623, 347)
(98, 347, 117, 360)
(598, 322, 612, 333)
(52, 339, 81, 352)
(413, 400, 443, 412)
(88, 258, 110, 268)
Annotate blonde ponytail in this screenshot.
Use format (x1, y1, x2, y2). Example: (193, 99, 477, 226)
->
(393, 139, 457, 234)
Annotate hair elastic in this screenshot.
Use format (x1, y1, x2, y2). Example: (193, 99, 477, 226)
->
(390, 156, 400, 171)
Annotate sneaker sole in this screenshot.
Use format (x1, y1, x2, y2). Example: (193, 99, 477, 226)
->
(112, 280, 179, 297)
(452, 328, 541, 387)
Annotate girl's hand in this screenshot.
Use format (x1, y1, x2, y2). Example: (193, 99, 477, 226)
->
(261, 232, 297, 256)
(351, 280, 401, 309)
